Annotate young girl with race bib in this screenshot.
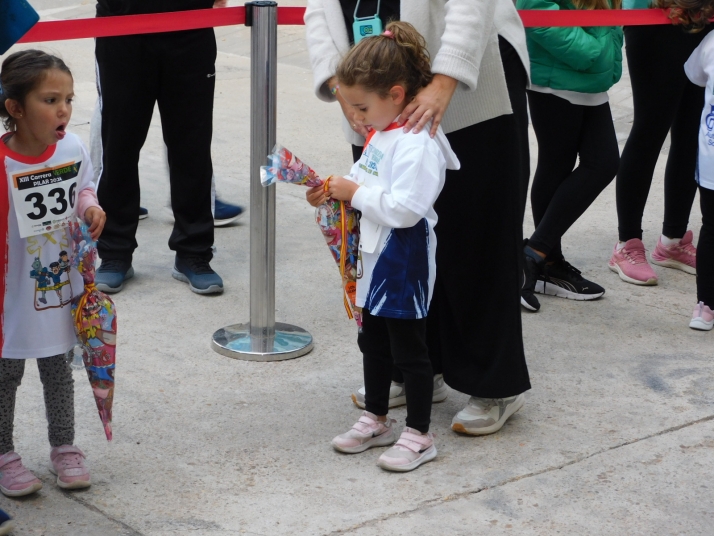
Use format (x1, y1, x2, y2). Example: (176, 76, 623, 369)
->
(0, 50, 106, 496)
(684, 12, 714, 331)
(307, 21, 459, 472)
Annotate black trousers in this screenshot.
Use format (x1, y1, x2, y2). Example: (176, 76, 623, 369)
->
(95, 29, 216, 262)
(527, 91, 620, 261)
(698, 186, 714, 307)
(358, 310, 433, 433)
(616, 24, 712, 243)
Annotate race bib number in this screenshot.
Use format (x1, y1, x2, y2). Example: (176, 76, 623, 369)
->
(11, 161, 80, 238)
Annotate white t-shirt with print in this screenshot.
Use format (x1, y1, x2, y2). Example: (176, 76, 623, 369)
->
(685, 31, 714, 191)
(347, 124, 459, 319)
(0, 132, 97, 358)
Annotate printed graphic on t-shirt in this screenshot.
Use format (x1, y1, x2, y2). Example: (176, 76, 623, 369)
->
(26, 231, 73, 310)
(11, 161, 80, 238)
(358, 144, 384, 177)
(706, 103, 714, 146)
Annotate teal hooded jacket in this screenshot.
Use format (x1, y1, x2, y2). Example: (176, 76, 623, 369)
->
(517, 0, 623, 93)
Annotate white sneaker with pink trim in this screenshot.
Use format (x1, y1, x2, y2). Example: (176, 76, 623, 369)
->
(331, 412, 396, 454)
(689, 302, 714, 331)
(377, 427, 437, 472)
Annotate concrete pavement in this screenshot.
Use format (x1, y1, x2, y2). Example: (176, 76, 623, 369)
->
(1, 2, 712, 534)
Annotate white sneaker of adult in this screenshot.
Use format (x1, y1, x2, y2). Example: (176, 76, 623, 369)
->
(351, 374, 448, 409)
(451, 393, 525, 435)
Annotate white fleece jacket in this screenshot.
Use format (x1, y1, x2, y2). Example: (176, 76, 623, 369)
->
(304, 0, 530, 145)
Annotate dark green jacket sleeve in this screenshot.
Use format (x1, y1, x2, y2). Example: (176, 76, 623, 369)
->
(517, 0, 602, 72)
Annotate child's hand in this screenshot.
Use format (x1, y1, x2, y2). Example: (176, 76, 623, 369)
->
(84, 207, 106, 241)
(327, 177, 359, 202)
(306, 185, 327, 207)
(213, 0, 228, 7)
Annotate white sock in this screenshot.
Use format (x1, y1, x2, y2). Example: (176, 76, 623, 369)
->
(616, 241, 626, 252)
(661, 235, 681, 247)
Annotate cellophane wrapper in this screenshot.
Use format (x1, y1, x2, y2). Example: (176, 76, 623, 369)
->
(260, 145, 362, 325)
(69, 222, 116, 441)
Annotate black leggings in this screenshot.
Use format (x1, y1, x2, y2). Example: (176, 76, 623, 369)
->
(527, 91, 620, 260)
(616, 24, 712, 242)
(698, 186, 714, 307)
(358, 310, 433, 433)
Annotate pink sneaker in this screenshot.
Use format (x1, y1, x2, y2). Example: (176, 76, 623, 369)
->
(651, 230, 697, 275)
(0, 451, 42, 497)
(608, 239, 658, 285)
(49, 445, 91, 489)
(377, 427, 437, 472)
(331, 412, 396, 454)
(689, 302, 714, 331)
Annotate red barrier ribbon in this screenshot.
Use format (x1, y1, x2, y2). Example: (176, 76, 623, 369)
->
(16, 8, 677, 44)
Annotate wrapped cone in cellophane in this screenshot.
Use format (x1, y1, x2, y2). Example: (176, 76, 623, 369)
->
(261, 145, 362, 325)
(69, 222, 116, 441)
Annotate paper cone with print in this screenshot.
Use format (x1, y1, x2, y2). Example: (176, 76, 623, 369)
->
(69, 222, 116, 441)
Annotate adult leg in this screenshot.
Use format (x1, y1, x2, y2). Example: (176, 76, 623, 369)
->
(95, 35, 159, 262)
(526, 91, 582, 261)
(499, 36, 530, 223)
(36, 355, 74, 448)
(386, 317, 431, 433)
(617, 25, 696, 242)
(698, 187, 714, 306)
(358, 310, 397, 417)
(529, 101, 620, 256)
(662, 79, 704, 239)
(429, 115, 530, 399)
(0, 360, 25, 454)
(157, 29, 216, 260)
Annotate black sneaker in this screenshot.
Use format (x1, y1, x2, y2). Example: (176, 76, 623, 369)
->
(521, 251, 542, 312)
(535, 259, 605, 301)
(172, 255, 223, 295)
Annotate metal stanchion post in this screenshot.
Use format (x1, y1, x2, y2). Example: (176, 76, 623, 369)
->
(212, 1, 313, 361)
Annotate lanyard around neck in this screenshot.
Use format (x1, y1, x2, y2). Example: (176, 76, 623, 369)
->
(354, 0, 381, 22)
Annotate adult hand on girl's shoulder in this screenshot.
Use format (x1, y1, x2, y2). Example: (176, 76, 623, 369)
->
(399, 74, 458, 138)
(84, 207, 106, 241)
(306, 185, 327, 207)
(327, 177, 359, 202)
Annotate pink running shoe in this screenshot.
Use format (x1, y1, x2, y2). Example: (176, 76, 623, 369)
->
(651, 230, 697, 275)
(377, 427, 436, 472)
(0, 451, 42, 497)
(690, 302, 714, 331)
(49, 445, 91, 490)
(608, 238, 658, 285)
(331, 412, 396, 454)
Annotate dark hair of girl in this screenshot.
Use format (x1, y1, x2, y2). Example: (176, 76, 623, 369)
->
(336, 21, 433, 100)
(0, 50, 73, 131)
(657, 0, 714, 32)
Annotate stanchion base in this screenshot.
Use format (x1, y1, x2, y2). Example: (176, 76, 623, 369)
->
(211, 322, 313, 362)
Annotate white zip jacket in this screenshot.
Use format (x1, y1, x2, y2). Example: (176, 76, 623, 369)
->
(304, 0, 531, 145)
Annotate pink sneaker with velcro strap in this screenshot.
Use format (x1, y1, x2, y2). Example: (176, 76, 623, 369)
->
(49, 445, 91, 489)
(377, 427, 437, 472)
(0, 451, 43, 497)
(331, 411, 396, 454)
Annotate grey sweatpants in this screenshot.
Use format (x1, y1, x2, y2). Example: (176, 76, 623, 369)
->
(0, 355, 75, 454)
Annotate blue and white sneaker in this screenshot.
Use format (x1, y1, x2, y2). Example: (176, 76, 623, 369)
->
(139, 207, 149, 220)
(172, 255, 224, 294)
(0, 507, 14, 536)
(96, 259, 134, 293)
(214, 199, 244, 227)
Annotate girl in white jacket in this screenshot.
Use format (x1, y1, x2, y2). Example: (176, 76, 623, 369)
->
(307, 21, 459, 472)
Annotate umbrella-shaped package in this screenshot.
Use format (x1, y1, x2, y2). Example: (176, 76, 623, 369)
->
(68, 222, 116, 441)
(261, 145, 362, 325)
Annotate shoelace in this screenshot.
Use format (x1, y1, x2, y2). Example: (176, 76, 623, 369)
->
(55, 452, 85, 471)
(623, 245, 648, 265)
(555, 260, 583, 281)
(678, 241, 697, 257)
(98, 259, 129, 272)
(180, 257, 215, 275)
